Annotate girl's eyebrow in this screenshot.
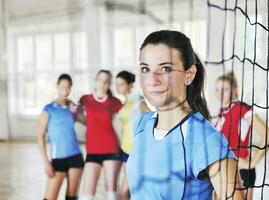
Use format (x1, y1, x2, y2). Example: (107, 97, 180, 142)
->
(159, 62, 173, 66)
(140, 62, 149, 66)
(140, 62, 174, 66)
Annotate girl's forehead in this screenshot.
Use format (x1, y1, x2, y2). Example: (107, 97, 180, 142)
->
(140, 44, 180, 59)
(98, 73, 109, 79)
(217, 79, 229, 84)
(116, 77, 126, 83)
(217, 80, 230, 87)
(140, 48, 183, 69)
(58, 79, 71, 86)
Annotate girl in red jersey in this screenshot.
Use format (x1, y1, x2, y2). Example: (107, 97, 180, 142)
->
(78, 70, 122, 200)
(215, 72, 269, 200)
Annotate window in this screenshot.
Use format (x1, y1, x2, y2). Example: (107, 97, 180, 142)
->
(18, 36, 34, 73)
(35, 35, 52, 71)
(114, 27, 135, 67)
(54, 33, 71, 71)
(14, 31, 89, 115)
(73, 32, 88, 70)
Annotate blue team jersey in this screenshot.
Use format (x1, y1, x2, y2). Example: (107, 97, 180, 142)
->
(127, 111, 235, 200)
(43, 102, 81, 159)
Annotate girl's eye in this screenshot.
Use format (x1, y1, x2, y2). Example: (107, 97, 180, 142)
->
(161, 66, 172, 73)
(141, 66, 150, 73)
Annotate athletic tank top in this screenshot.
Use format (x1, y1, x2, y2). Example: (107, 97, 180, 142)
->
(44, 102, 81, 159)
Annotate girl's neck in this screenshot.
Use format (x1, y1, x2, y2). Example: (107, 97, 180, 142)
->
(93, 92, 108, 102)
(56, 97, 66, 105)
(222, 102, 230, 108)
(156, 102, 191, 131)
(95, 91, 107, 98)
(222, 98, 238, 109)
(124, 91, 130, 100)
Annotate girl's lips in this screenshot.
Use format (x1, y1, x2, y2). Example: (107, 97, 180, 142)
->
(148, 91, 166, 96)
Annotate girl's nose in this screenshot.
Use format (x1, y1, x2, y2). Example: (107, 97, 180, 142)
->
(146, 71, 162, 87)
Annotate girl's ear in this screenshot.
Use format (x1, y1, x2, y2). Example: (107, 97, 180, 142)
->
(185, 64, 197, 85)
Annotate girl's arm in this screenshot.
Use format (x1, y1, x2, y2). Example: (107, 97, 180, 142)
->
(77, 96, 86, 125)
(76, 104, 86, 125)
(209, 158, 244, 199)
(37, 111, 55, 177)
(241, 114, 269, 168)
(67, 98, 86, 125)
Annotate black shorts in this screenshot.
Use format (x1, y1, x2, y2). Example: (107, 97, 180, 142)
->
(52, 153, 84, 172)
(239, 168, 256, 187)
(86, 153, 121, 165)
(120, 150, 129, 163)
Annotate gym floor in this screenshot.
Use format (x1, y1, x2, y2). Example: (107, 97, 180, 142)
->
(0, 142, 108, 200)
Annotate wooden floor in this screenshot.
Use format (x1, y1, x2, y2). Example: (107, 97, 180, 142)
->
(1, 142, 269, 200)
(0, 142, 108, 200)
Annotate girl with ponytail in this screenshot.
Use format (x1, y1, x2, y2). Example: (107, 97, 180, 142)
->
(126, 30, 244, 199)
(78, 70, 122, 200)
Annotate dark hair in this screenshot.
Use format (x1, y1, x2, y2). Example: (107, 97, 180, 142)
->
(57, 73, 72, 86)
(217, 71, 238, 89)
(96, 69, 113, 98)
(116, 71, 136, 85)
(140, 30, 210, 119)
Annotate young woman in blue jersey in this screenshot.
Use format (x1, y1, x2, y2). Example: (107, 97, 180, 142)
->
(38, 74, 84, 200)
(126, 30, 245, 199)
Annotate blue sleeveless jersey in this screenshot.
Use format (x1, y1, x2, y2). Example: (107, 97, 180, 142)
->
(44, 102, 81, 159)
(127, 111, 235, 200)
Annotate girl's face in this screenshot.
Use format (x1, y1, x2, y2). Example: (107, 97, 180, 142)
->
(95, 72, 110, 94)
(57, 79, 71, 99)
(116, 77, 132, 96)
(216, 80, 233, 106)
(139, 44, 189, 110)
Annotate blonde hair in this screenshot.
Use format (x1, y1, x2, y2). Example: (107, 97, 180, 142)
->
(217, 72, 238, 89)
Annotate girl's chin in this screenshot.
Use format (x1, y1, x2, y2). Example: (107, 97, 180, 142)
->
(149, 101, 167, 109)
(152, 101, 186, 111)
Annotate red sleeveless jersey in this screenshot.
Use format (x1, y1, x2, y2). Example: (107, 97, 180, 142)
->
(215, 102, 252, 158)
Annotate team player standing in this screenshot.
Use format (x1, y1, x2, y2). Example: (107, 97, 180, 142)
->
(38, 74, 84, 200)
(215, 72, 269, 200)
(126, 30, 244, 200)
(78, 70, 122, 200)
(115, 71, 148, 200)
